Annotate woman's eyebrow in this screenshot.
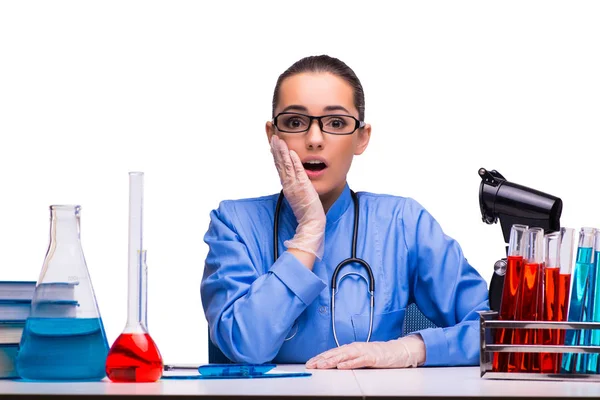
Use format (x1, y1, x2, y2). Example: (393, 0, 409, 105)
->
(280, 104, 351, 114)
(323, 105, 350, 114)
(281, 105, 309, 113)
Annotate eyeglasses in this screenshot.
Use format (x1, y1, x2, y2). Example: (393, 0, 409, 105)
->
(273, 112, 365, 135)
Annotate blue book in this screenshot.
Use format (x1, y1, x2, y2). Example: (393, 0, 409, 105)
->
(0, 300, 31, 322)
(0, 281, 78, 302)
(0, 281, 36, 301)
(0, 299, 80, 322)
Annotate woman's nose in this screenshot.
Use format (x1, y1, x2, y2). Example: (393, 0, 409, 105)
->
(306, 119, 325, 149)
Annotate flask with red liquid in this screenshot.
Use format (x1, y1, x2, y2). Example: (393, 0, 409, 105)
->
(515, 227, 544, 373)
(106, 172, 163, 382)
(493, 224, 528, 373)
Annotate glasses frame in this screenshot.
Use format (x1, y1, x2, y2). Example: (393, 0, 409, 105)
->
(272, 112, 366, 135)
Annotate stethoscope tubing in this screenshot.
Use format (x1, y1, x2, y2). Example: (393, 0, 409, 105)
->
(274, 190, 375, 346)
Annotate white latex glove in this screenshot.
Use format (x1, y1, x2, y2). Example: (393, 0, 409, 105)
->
(305, 335, 426, 370)
(270, 135, 326, 259)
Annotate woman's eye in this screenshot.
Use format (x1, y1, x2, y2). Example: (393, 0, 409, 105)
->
(286, 117, 306, 129)
(327, 118, 347, 128)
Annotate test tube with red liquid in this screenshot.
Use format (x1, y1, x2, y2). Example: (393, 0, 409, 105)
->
(493, 224, 528, 373)
(515, 227, 544, 373)
(105, 172, 163, 382)
(541, 231, 560, 373)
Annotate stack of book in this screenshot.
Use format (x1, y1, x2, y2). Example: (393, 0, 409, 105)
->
(0, 281, 77, 378)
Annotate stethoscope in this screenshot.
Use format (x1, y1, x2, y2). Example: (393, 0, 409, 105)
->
(274, 190, 375, 347)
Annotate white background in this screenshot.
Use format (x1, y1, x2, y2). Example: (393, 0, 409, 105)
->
(1, 1, 599, 364)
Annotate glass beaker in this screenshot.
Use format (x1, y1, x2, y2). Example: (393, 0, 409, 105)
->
(493, 224, 528, 373)
(105, 172, 162, 382)
(16, 205, 109, 381)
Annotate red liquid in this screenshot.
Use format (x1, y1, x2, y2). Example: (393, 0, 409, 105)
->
(515, 262, 542, 373)
(493, 255, 523, 372)
(557, 274, 572, 368)
(106, 332, 163, 382)
(541, 267, 559, 374)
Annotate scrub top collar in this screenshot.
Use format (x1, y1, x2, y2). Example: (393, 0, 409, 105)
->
(280, 183, 353, 227)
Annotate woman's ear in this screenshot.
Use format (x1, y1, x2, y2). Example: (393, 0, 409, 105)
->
(266, 121, 275, 143)
(354, 123, 371, 155)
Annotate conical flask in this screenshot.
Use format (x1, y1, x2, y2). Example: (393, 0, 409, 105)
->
(106, 172, 162, 382)
(16, 205, 109, 381)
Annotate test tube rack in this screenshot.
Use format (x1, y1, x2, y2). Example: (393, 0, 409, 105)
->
(479, 311, 600, 382)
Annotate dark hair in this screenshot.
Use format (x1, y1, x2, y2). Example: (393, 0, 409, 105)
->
(271, 55, 365, 121)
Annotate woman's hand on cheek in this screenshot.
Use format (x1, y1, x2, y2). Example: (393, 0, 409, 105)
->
(270, 135, 326, 259)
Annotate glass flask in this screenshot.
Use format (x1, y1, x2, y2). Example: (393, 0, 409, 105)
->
(105, 172, 163, 382)
(16, 205, 109, 381)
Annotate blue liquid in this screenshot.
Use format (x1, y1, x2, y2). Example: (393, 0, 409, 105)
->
(16, 318, 109, 381)
(587, 251, 600, 373)
(561, 247, 593, 374)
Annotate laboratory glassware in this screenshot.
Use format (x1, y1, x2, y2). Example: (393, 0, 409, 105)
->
(541, 231, 560, 373)
(587, 230, 600, 373)
(16, 205, 109, 381)
(493, 224, 528, 373)
(562, 227, 595, 374)
(105, 172, 163, 382)
(515, 227, 544, 373)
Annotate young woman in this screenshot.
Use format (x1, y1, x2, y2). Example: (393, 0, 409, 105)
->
(201, 55, 489, 369)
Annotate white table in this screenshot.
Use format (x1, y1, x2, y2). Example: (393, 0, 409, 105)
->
(0, 365, 362, 398)
(2, 365, 600, 398)
(354, 367, 600, 398)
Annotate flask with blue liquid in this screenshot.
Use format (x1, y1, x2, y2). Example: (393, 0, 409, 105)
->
(16, 205, 109, 381)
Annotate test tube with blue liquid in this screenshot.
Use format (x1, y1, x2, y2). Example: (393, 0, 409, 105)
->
(561, 227, 596, 374)
(586, 230, 600, 373)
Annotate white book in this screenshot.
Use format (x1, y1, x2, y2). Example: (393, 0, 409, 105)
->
(0, 323, 24, 345)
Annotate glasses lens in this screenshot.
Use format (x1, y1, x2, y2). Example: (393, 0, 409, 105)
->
(321, 115, 356, 134)
(276, 113, 311, 133)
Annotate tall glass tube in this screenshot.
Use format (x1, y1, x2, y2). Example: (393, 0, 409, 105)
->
(561, 227, 595, 374)
(558, 228, 575, 356)
(493, 224, 528, 373)
(105, 172, 163, 382)
(541, 232, 561, 373)
(587, 230, 600, 373)
(515, 227, 544, 373)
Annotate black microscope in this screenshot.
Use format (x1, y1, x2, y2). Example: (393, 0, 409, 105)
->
(478, 168, 563, 312)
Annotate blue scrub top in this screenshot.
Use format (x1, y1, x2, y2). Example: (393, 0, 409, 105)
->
(201, 184, 489, 366)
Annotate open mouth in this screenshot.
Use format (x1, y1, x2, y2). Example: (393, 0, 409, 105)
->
(302, 161, 327, 172)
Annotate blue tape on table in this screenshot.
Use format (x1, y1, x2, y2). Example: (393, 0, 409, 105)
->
(161, 363, 312, 380)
